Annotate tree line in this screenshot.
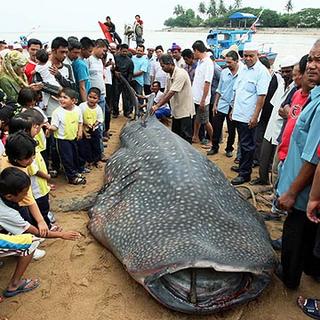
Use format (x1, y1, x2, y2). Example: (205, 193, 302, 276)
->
(164, 0, 320, 28)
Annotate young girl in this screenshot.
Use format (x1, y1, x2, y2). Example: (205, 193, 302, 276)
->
(1, 131, 49, 237)
(49, 88, 85, 185)
(78, 87, 104, 168)
(10, 110, 54, 227)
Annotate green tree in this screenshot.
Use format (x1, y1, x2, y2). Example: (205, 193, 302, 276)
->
(207, 0, 217, 18)
(285, 0, 293, 13)
(173, 4, 185, 15)
(218, 0, 227, 16)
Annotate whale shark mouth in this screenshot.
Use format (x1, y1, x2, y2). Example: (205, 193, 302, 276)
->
(146, 268, 271, 314)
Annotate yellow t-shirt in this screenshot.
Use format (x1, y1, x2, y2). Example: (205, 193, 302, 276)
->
(51, 105, 83, 140)
(79, 102, 104, 127)
(0, 157, 35, 206)
(27, 150, 50, 199)
(34, 130, 46, 152)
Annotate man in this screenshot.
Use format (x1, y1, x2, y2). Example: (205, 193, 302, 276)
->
(171, 43, 186, 69)
(181, 49, 197, 84)
(151, 54, 195, 143)
(150, 45, 168, 91)
(251, 57, 300, 186)
(88, 39, 108, 110)
(230, 42, 271, 185)
(73, 37, 94, 102)
(207, 50, 240, 157)
(105, 43, 116, 116)
(131, 44, 148, 104)
(191, 40, 214, 145)
(46, 37, 77, 176)
(104, 16, 122, 44)
(133, 14, 144, 45)
(143, 48, 155, 95)
(277, 39, 320, 290)
(113, 44, 134, 117)
(25, 38, 42, 84)
(64, 38, 81, 82)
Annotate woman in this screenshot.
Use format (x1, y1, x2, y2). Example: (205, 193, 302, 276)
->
(0, 50, 41, 102)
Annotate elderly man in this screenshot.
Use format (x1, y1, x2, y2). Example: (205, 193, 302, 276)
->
(230, 42, 271, 185)
(151, 54, 195, 143)
(277, 39, 320, 290)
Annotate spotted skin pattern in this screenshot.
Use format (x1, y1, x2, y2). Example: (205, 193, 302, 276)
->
(88, 116, 276, 313)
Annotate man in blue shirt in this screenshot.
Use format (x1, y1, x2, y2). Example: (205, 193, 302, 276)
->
(277, 39, 320, 290)
(207, 50, 240, 157)
(131, 44, 148, 104)
(72, 37, 94, 102)
(230, 42, 271, 185)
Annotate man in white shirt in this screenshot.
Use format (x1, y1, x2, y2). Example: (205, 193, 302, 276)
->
(171, 43, 186, 69)
(150, 45, 168, 91)
(191, 40, 214, 144)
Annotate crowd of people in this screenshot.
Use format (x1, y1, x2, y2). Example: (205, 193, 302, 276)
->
(0, 31, 319, 319)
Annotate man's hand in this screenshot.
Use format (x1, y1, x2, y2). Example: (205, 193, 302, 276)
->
(29, 82, 43, 91)
(279, 104, 290, 119)
(199, 101, 205, 112)
(49, 65, 59, 77)
(278, 191, 297, 212)
(77, 130, 83, 140)
(248, 115, 258, 129)
(307, 199, 320, 223)
(61, 231, 82, 241)
(150, 104, 159, 115)
(213, 105, 218, 115)
(37, 221, 49, 237)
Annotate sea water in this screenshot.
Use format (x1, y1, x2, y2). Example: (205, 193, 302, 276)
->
(1, 29, 318, 68)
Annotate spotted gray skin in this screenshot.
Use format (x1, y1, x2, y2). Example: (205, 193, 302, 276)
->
(88, 116, 277, 314)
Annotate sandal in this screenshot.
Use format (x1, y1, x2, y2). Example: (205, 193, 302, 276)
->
(297, 296, 320, 319)
(0, 295, 4, 303)
(49, 170, 58, 178)
(3, 278, 40, 298)
(69, 176, 86, 185)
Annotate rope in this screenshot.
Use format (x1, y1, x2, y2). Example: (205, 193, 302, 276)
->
(235, 185, 257, 209)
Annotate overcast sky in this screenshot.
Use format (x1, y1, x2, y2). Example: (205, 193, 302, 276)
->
(1, 0, 319, 33)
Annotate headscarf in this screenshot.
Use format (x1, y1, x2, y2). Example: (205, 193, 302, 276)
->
(1, 50, 28, 88)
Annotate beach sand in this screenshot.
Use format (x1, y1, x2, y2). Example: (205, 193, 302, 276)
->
(0, 116, 318, 320)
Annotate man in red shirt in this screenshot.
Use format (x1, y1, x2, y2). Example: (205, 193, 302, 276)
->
(24, 39, 42, 84)
(278, 54, 314, 162)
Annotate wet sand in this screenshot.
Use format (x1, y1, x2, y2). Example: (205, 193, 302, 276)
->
(0, 116, 318, 320)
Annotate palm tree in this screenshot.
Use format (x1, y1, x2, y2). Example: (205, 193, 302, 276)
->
(234, 0, 242, 9)
(207, 0, 217, 18)
(173, 4, 185, 16)
(198, 2, 207, 16)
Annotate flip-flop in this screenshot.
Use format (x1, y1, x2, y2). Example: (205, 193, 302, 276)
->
(0, 295, 5, 303)
(297, 296, 320, 319)
(3, 278, 40, 298)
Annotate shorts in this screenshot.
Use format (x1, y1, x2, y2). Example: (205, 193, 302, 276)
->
(195, 104, 209, 125)
(155, 106, 171, 119)
(0, 234, 40, 257)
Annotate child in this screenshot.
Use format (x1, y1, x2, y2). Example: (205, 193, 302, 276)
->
(17, 87, 36, 111)
(0, 233, 40, 298)
(1, 131, 49, 237)
(34, 49, 61, 107)
(11, 110, 54, 227)
(17, 88, 50, 168)
(78, 87, 104, 168)
(49, 88, 85, 185)
(0, 104, 15, 151)
(0, 168, 80, 262)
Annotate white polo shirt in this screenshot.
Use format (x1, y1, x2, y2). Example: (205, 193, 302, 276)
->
(192, 56, 214, 105)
